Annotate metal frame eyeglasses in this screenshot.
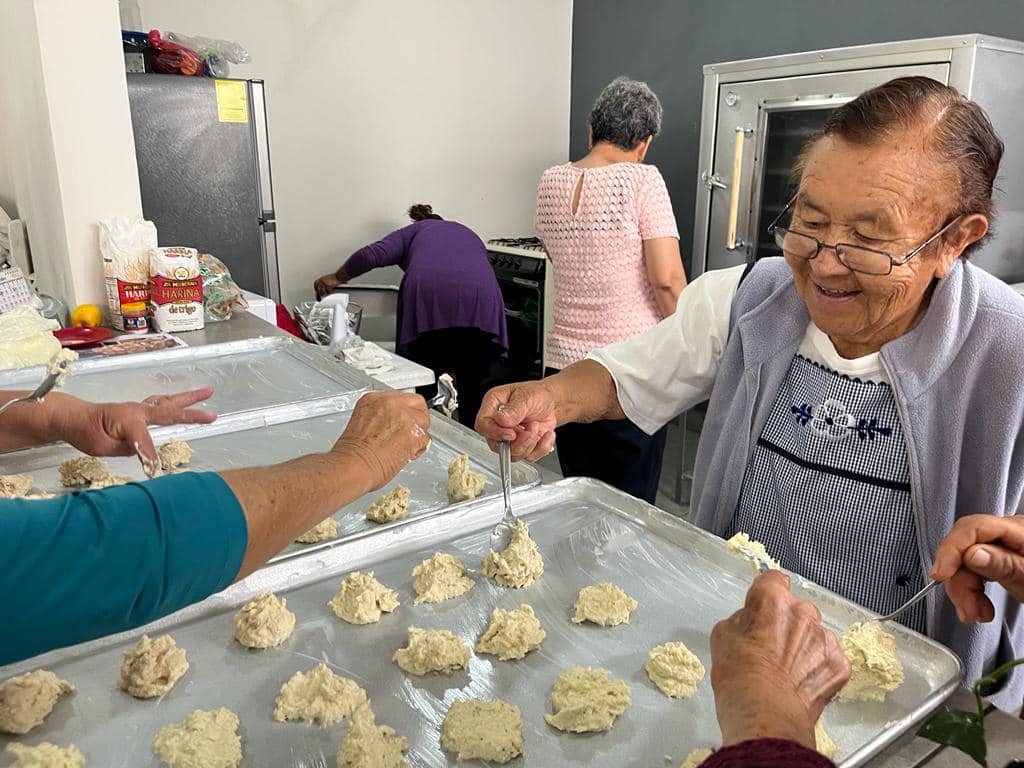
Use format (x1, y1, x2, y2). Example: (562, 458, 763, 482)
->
(766, 199, 962, 276)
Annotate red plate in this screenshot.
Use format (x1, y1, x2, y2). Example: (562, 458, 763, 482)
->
(53, 327, 117, 347)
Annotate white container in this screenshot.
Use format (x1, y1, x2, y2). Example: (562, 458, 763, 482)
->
(149, 246, 205, 332)
(241, 289, 276, 325)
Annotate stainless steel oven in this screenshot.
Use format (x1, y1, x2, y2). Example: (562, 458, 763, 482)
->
(692, 34, 1024, 283)
(486, 239, 548, 381)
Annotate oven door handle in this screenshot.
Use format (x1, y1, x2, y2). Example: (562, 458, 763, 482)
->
(726, 127, 754, 251)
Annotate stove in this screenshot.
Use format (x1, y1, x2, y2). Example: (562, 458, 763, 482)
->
(485, 237, 549, 380)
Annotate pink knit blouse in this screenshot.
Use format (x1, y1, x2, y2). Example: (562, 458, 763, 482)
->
(536, 162, 679, 370)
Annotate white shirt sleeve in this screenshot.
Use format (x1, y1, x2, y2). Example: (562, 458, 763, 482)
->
(587, 264, 745, 434)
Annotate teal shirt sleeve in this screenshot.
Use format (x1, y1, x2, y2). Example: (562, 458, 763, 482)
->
(0, 471, 247, 665)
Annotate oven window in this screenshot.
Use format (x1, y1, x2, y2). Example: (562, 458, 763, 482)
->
(756, 108, 836, 259)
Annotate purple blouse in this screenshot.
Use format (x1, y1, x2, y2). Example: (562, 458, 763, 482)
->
(343, 220, 508, 356)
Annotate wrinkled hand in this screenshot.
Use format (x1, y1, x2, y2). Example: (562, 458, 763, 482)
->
(58, 388, 217, 471)
(314, 272, 341, 299)
(931, 514, 1024, 623)
(332, 391, 430, 493)
(710, 571, 851, 749)
(474, 381, 558, 461)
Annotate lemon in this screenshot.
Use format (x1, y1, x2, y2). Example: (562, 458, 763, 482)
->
(71, 304, 103, 328)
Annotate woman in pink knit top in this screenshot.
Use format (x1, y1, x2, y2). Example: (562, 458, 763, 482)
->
(536, 76, 687, 503)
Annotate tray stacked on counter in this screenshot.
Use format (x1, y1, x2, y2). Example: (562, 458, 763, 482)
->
(0, 479, 961, 767)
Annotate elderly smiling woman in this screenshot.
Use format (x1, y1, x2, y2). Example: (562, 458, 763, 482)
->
(477, 77, 1024, 709)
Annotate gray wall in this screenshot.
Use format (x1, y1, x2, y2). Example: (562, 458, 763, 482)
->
(570, 1, 1024, 274)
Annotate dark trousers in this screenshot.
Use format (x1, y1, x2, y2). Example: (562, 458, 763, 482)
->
(406, 328, 503, 428)
(546, 368, 668, 504)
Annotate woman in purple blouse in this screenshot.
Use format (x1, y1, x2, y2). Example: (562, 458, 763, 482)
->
(315, 204, 507, 426)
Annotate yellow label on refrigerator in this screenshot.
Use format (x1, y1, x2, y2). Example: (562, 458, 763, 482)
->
(215, 79, 248, 123)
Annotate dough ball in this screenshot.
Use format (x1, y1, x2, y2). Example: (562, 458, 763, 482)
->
(295, 517, 338, 544)
(447, 453, 486, 503)
(393, 627, 470, 676)
(544, 666, 630, 733)
(571, 583, 637, 626)
(725, 532, 780, 575)
(58, 457, 116, 488)
(329, 571, 399, 625)
(337, 702, 408, 768)
(475, 604, 546, 661)
(680, 748, 714, 768)
(0, 474, 34, 498)
(441, 699, 523, 764)
(0, 670, 74, 735)
(5, 742, 84, 768)
(838, 621, 904, 702)
(118, 634, 189, 699)
(233, 592, 295, 649)
(412, 553, 474, 604)
(815, 720, 837, 759)
(158, 440, 193, 472)
(482, 520, 544, 588)
(152, 707, 241, 768)
(365, 486, 410, 524)
(273, 663, 367, 725)
(645, 642, 705, 698)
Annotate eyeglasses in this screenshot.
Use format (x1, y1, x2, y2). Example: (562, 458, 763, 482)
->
(766, 199, 962, 276)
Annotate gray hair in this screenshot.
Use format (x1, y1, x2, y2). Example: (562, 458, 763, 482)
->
(588, 76, 663, 150)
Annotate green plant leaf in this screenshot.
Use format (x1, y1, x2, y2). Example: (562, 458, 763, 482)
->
(918, 707, 987, 767)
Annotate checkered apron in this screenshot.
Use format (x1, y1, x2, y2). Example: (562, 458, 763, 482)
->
(726, 354, 926, 631)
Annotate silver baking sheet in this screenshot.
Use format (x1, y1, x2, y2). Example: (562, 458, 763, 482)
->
(0, 479, 960, 767)
(0, 336, 371, 417)
(0, 411, 540, 561)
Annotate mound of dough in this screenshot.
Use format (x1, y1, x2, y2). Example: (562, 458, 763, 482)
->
(725, 532, 780, 575)
(337, 703, 409, 768)
(393, 627, 470, 676)
(158, 440, 193, 472)
(838, 621, 904, 702)
(441, 699, 523, 764)
(58, 456, 120, 488)
(680, 748, 714, 768)
(475, 604, 546, 661)
(273, 663, 367, 725)
(295, 517, 338, 544)
(0, 670, 74, 735)
(544, 666, 630, 733)
(329, 571, 399, 625)
(233, 592, 296, 649)
(447, 453, 486, 502)
(815, 720, 837, 759)
(365, 486, 410, 524)
(571, 583, 637, 626)
(645, 642, 705, 698)
(5, 742, 84, 768)
(0, 474, 34, 498)
(482, 520, 544, 588)
(153, 708, 241, 768)
(412, 553, 474, 604)
(118, 634, 188, 699)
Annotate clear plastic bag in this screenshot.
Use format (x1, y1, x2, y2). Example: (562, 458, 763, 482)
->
(165, 31, 250, 77)
(198, 253, 248, 322)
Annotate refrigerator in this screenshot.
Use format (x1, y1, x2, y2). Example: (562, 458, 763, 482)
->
(126, 74, 281, 301)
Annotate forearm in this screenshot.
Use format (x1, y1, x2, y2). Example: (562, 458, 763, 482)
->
(0, 391, 73, 452)
(221, 449, 372, 579)
(544, 360, 625, 424)
(652, 282, 684, 317)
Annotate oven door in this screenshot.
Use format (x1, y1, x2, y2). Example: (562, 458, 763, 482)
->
(703, 63, 950, 274)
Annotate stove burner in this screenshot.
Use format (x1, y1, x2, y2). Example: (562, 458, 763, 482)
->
(487, 237, 545, 251)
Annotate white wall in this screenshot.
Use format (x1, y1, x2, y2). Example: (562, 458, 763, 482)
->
(137, 0, 573, 306)
(0, 0, 142, 307)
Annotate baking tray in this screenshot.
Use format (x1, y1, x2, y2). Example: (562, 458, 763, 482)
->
(0, 336, 371, 417)
(0, 410, 540, 562)
(0, 478, 960, 767)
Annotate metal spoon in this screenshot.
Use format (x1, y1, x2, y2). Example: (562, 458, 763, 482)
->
(489, 440, 517, 552)
(426, 373, 458, 418)
(0, 357, 73, 417)
(874, 579, 942, 623)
